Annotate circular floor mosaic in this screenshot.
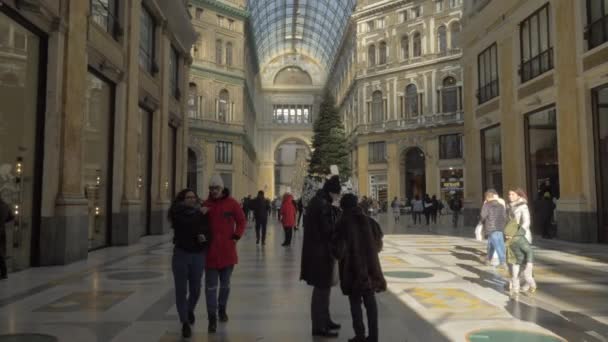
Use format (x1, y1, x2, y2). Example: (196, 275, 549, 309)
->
(384, 271, 433, 279)
(468, 330, 564, 342)
(0, 334, 58, 342)
(106, 271, 163, 281)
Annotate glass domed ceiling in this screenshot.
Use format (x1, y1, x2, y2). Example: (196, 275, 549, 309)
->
(248, 0, 356, 70)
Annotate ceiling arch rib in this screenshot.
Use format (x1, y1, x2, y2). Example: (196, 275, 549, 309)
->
(248, 0, 356, 73)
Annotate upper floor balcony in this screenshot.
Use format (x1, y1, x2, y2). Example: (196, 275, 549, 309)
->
(188, 115, 245, 135)
(350, 111, 464, 136)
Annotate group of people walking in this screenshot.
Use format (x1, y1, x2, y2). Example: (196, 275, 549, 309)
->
(168, 174, 246, 338)
(477, 188, 537, 297)
(301, 176, 386, 342)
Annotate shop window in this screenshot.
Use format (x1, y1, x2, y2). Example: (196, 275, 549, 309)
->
(437, 26, 447, 54)
(413, 32, 422, 57)
(379, 41, 387, 64)
(477, 43, 499, 104)
(216, 141, 233, 164)
(371, 91, 383, 122)
(369, 142, 387, 163)
(481, 125, 503, 195)
(368, 44, 376, 66)
(587, 0, 608, 49)
(226, 42, 233, 66)
(90, 0, 119, 38)
(406, 84, 419, 117)
(526, 107, 559, 200)
(439, 134, 462, 159)
(401, 35, 409, 59)
(441, 77, 459, 113)
(520, 4, 553, 83)
(218, 89, 229, 122)
(450, 21, 461, 49)
(139, 6, 156, 74)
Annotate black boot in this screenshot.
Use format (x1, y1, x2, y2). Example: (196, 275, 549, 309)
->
(219, 306, 229, 322)
(188, 311, 195, 325)
(208, 315, 217, 333)
(328, 321, 341, 330)
(182, 323, 191, 338)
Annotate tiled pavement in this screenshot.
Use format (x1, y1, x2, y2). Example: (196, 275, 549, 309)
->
(0, 214, 607, 341)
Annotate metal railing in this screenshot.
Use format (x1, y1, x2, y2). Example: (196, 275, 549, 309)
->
(520, 48, 553, 83)
(477, 79, 499, 105)
(353, 111, 464, 135)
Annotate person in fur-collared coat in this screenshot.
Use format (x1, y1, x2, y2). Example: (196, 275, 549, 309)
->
(332, 193, 386, 342)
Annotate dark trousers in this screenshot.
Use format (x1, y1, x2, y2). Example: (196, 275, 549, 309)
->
(348, 291, 378, 342)
(283, 227, 293, 245)
(452, 210, 460, 227)
(297, 211, 303, 227)
(255, 220, 267, 243)
(311, 286, 332, 331)
(424, 211, 431, 225)
(431, 211, 437, 224)
(0, 256, 7, 278)
(413, 212, 422, 224)
(172, 247, 205, 324)
(205, 266, 234, 316)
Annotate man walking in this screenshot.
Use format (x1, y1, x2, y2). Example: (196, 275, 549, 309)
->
(301, 175, 342, 338)
(250, 190, 271, 245)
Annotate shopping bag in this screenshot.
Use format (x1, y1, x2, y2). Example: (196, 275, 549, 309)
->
(474, 223, 483, 241)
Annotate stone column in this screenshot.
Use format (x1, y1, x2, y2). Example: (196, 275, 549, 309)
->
(357, 144, 369, 196)
(553, 0, 596, 241)
(259, 161, 275, 199)
(387, 140, 401, 200)
(115, 0, 144, 245)
(462, 62, 482, 227)
(41, 0, 90, 265)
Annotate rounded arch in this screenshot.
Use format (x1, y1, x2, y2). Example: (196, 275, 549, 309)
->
(437, 25, 447, 53)
(273, 136, 312, 198)
(405, 84, 419, 117)
(400, 35, 409, 60)
(412, 32, 422, 57)
(401, 146, 426, 201)
(218, 89, 229, 122)
(449, 20, 461, 49)
(273, 66, 313, 86)
(271, 135, 312, 156)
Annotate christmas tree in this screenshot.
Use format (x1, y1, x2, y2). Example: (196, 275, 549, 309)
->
(308, 90, 351, 181)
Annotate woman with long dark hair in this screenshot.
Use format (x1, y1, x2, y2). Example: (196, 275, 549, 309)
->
(168, 188, 210, 338)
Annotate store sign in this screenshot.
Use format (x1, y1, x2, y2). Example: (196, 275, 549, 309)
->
(441, 180, 463, 190)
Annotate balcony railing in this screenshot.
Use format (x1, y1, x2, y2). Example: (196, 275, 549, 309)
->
(520, 48, 553, 83)
(352, 111, 464, 135)
(477, 79, 499, 105)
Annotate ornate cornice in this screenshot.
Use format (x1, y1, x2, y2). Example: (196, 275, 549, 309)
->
(353, 0, 410, 20)
(190, 0, 249, 19)
(191, 64, 245, 85)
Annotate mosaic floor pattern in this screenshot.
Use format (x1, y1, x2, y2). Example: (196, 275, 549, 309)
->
(0, 215, 606, 341)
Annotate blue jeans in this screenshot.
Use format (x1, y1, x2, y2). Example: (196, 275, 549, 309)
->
(172, 247, 206, 324)
(205, 266, 234, 316)
(487, 231, 506, 264)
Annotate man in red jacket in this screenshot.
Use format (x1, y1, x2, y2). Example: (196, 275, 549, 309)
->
(202, 174, 246, 333)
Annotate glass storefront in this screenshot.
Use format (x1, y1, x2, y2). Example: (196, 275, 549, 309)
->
(594, 86, 608, 242)
(83, 72, 114, 250)
(0, 11, 41, 270)
(440, 168, 464, 203)
(526, 107, 559, 201)
(369, 173, 388, 203)
(403, 148, 426, 201)
(481, 125, 503, 196)
(137, 107, 153, 236)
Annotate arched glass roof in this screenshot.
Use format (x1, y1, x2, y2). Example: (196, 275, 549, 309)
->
(247, 0, 356, 70)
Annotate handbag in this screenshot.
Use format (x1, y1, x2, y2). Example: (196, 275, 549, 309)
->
(474, 223, 483, 241)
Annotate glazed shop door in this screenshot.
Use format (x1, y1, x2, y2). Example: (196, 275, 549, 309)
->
(0, 10, 45, 270)
(595, 86, 608, 243)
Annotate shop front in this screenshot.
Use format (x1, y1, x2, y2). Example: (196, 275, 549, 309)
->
(594, 86, 608, 243)
(0, 8, 46, 270)
(440, 168, 464, 203)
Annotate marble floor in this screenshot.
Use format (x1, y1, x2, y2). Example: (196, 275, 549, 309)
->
(0, 214, 607, 342)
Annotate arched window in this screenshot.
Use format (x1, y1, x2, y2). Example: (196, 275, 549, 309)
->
(218, 89, 229, 122)
(368, 44, 376, 66)
(401, 35, 409, 60)
(372, 91, 383, 122)
(406, 84, 418, 117)
(215, 39, 223, 64)
(379, 41, 387, 64)
(413, 32, 421, 57)
(437, 26, 447, 54)
(441, 77, 458, 113)
(450, 21, 461, 49)
(226, 42, 233, 66)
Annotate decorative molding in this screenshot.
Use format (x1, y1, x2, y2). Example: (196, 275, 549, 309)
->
(190, 0, 249, 19)
(191, 64, 245, 85)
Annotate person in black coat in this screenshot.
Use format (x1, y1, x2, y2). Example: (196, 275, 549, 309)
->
(250, 190, 271, 245)
(332, 194, 386, 342)
(535, 192, 556, 239)
(168, 188, 211, 338)
(300, 175, 342, 338)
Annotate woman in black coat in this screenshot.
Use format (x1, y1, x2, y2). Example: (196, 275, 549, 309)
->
(168, 188, 210, 338)
(332, 194, 387, 342)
